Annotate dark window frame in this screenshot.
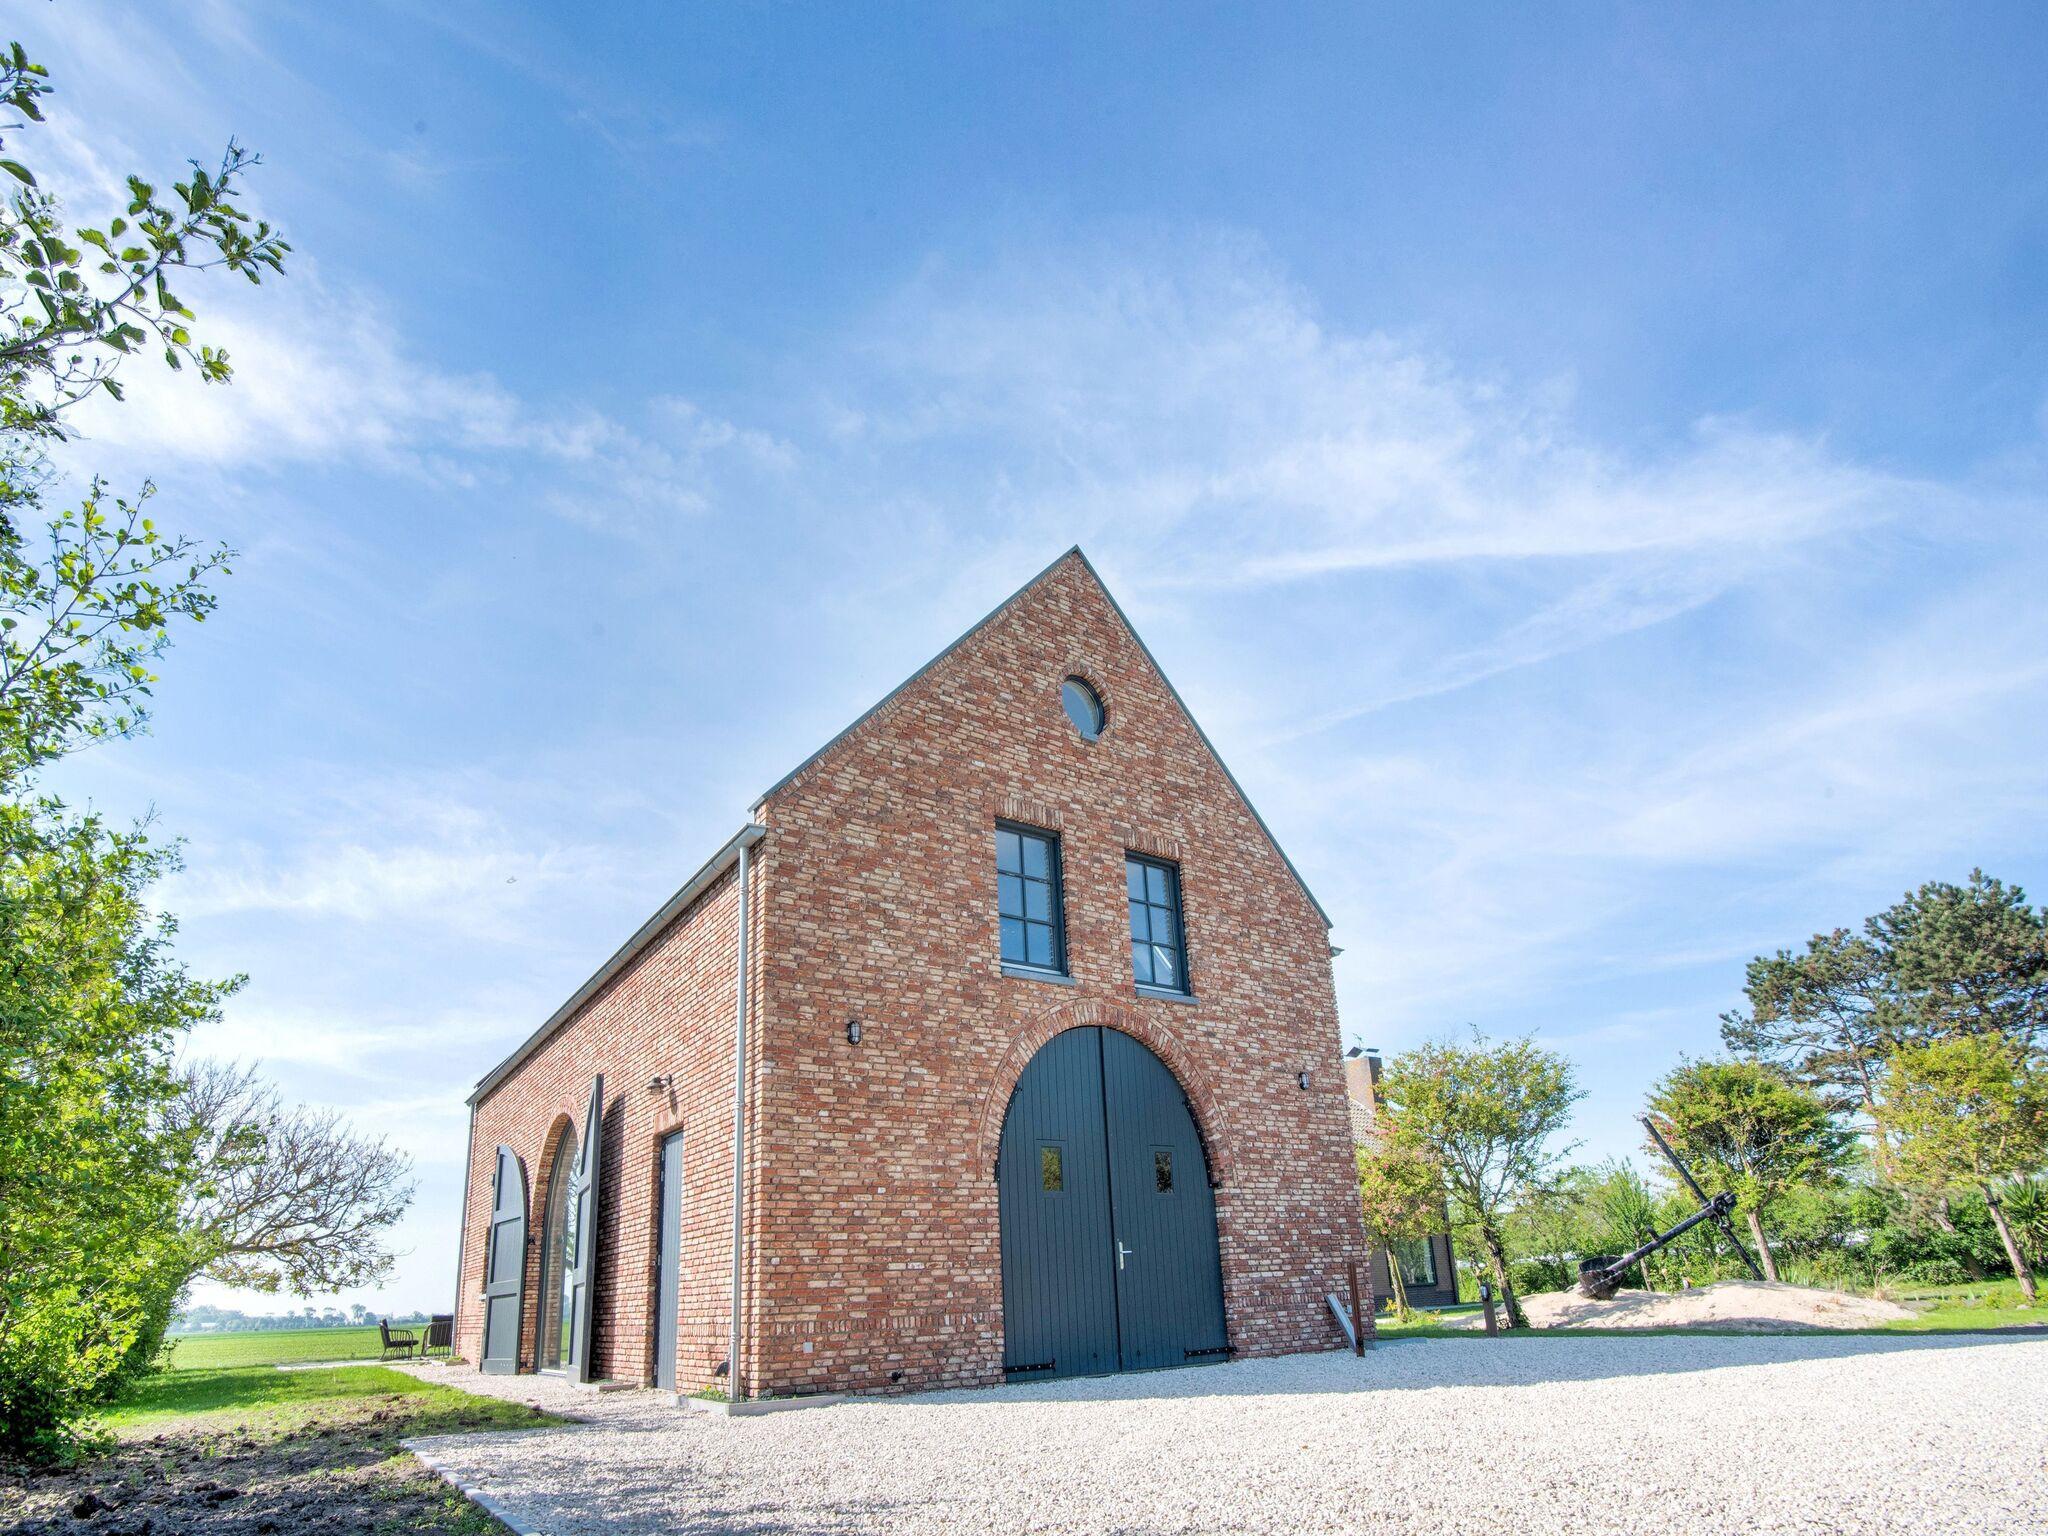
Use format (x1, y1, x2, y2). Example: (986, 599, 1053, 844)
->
(996, 820, 1069, 975)
(1125, 852, 1191, 995)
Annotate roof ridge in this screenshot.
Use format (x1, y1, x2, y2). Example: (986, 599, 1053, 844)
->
(753, 545, 1331, 931)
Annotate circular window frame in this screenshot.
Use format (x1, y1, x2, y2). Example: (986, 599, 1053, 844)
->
(1060, 675, 1107, 742)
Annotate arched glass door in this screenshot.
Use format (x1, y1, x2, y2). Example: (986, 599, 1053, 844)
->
(536, 1124, 579, 1371)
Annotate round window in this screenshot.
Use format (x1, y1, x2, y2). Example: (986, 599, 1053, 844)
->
(1061, 677, 1105, 741)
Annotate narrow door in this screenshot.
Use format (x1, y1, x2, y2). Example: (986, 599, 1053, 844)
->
(1101, 1029, 1228, 1370)
(480, 1147, 526, 1374)
(653, 1130, 684, 1391)
(565, 1076, 605, 1381)
(997, 1028, 1120, 1378)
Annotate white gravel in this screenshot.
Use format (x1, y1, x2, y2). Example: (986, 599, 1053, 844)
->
(399, 1334, 2048, 1535)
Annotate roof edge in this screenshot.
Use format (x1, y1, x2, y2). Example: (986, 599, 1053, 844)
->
(468, 822, 766, 1106)
(751, 546, 1083, 812)
(750, 543, 1332, 930)
(1069, 548, 1334, 930)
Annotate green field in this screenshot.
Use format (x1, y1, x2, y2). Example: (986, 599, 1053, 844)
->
(163, 1325, 385, 1369)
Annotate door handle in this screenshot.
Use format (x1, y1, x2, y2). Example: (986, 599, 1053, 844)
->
(1117, 1241, 1134, 1270)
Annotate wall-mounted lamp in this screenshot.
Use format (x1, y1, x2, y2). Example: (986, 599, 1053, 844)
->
(1298, 1070, 1312, 1091)
(846, 1017, 863, 1045)
(647, 1072, 674, 1093)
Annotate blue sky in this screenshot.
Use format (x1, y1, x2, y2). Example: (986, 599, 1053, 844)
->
(33, 2, 2048, 1313)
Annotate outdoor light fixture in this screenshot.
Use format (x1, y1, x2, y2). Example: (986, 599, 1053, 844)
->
(1298, 1070, 1312, 1091)
(647, 1072, 674, 1093)
(846, 1017, 863, 1045)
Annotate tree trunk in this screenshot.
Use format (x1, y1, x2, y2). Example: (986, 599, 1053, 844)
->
(1387, 1251, 1410, 1322)
(1744, 1209, 1780, 1282)
(1981, 1184, 2039, 1304)
(1929, 1196, 1989, 1281)
(1479, 1224, 1526, 1329)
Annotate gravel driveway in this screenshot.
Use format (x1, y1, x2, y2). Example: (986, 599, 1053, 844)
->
(400, 1333, 2048, 1535)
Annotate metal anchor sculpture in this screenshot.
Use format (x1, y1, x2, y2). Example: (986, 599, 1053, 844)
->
(1575, 1115, 1768, 1301)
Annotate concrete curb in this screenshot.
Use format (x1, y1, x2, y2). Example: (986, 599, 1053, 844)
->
(404, 1441, 548, 1536)
(677, 1391, 846, 1417)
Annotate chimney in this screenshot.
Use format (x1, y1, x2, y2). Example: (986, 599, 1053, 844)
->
(1343, 1046, 1382, 1113)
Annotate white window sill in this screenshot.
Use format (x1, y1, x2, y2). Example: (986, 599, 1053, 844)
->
(1135, 984, 1198, 1004)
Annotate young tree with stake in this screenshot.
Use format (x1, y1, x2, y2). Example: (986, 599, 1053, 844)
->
(1379, 1032, 1581, 1329)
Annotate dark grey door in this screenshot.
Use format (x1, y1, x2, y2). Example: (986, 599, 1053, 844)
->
(998, 1028, 1120, 1378)
(1102, 1029, 1228, 1370)
(480, 1146, 526, 1374)
(653, 1130, 684, 1391)
(566, 1076, 604, 1381)
(998, 1027, 1227, 1378)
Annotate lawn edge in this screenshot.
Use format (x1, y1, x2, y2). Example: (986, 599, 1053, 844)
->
(404, 1441, 539, 1536)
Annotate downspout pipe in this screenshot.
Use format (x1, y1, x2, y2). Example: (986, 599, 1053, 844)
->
(726, 838, 754, 1403)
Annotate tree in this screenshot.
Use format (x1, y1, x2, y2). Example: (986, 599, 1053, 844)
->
(1379, 1032, 1582, 1328)
(1723, 873, 2047, 1118)
(1643, 1059, 1852, 1282)
(0, 34, 287, 1457)
(1355, 1136, 1445, 1321)
(0, 812, 230, 1457)
(1878, 1035, 2048, 1302)
(167, 1060, 415, 1296)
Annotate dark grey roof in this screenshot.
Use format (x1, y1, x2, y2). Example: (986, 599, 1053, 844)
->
(467, 823, 765, 1104)
(752, 545, 1332, 929)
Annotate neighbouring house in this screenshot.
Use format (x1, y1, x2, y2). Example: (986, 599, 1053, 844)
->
(451, 548, 1370, 1398)
(1345, 1047, 1460, 1310)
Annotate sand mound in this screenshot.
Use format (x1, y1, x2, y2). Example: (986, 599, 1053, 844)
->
(1497, 1279, 1914, 1331)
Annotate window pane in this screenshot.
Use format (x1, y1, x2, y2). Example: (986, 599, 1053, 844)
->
(1024, 879, 1051, 921)
(1040, 1145, 1064, 1193)
(1151, 945, 1177, 987)
(1131, 940, 1153, 984)
(1126, 861, 1145, 899)
(1000, 917, 1027, 963)
(998, 873, 1024, 918)
(1020, 833, 1049, 878)
(1154, 1149, 1174, 1193)
(1393, 1236, 1437, 1287)
(995, 828, 1021, 873)
(1145, 863, 1169, 903)
(1025, 923, 1054, 967)
(1129, 903, 1150, 941)
(1062, 678, 1104, 740)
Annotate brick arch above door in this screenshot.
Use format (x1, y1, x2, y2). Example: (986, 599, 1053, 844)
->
(976, 999, 1234, 1189)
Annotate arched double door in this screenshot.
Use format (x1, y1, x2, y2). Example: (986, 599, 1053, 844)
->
(997, 1026, 1228, 1378)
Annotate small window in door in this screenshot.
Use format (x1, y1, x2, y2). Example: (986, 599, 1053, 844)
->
(1040, 1144, 1065, 1193)
(1153, 1147, 1174, 1194)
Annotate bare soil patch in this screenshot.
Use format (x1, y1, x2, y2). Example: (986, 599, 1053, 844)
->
(0, 1389, 552, 1536)
(1492, 1278, 1916, 1330)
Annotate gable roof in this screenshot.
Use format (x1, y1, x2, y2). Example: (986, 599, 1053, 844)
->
(754, 545, 1332, 930)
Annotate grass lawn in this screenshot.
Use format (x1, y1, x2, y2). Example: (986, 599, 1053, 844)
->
(162, 1324, 384, 1369)
(2, 1358, 560, 1536)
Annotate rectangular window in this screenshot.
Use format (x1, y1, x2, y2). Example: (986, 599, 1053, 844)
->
(1153, 1147, 1175, 1194)
(1040, 1144, 1065, 1193)
(1126, 854, 1189, 993)
(997, 822, 1067, 973)
(1391, 1236, 1438, 1288)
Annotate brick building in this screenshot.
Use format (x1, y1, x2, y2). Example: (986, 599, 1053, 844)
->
(450, 548, 1370, 1397)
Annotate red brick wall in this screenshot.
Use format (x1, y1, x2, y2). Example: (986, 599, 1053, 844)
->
(746, 551, 1369, 1394)
(453, 868, 748, 1390)
(453, 550, 1370, 1395)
